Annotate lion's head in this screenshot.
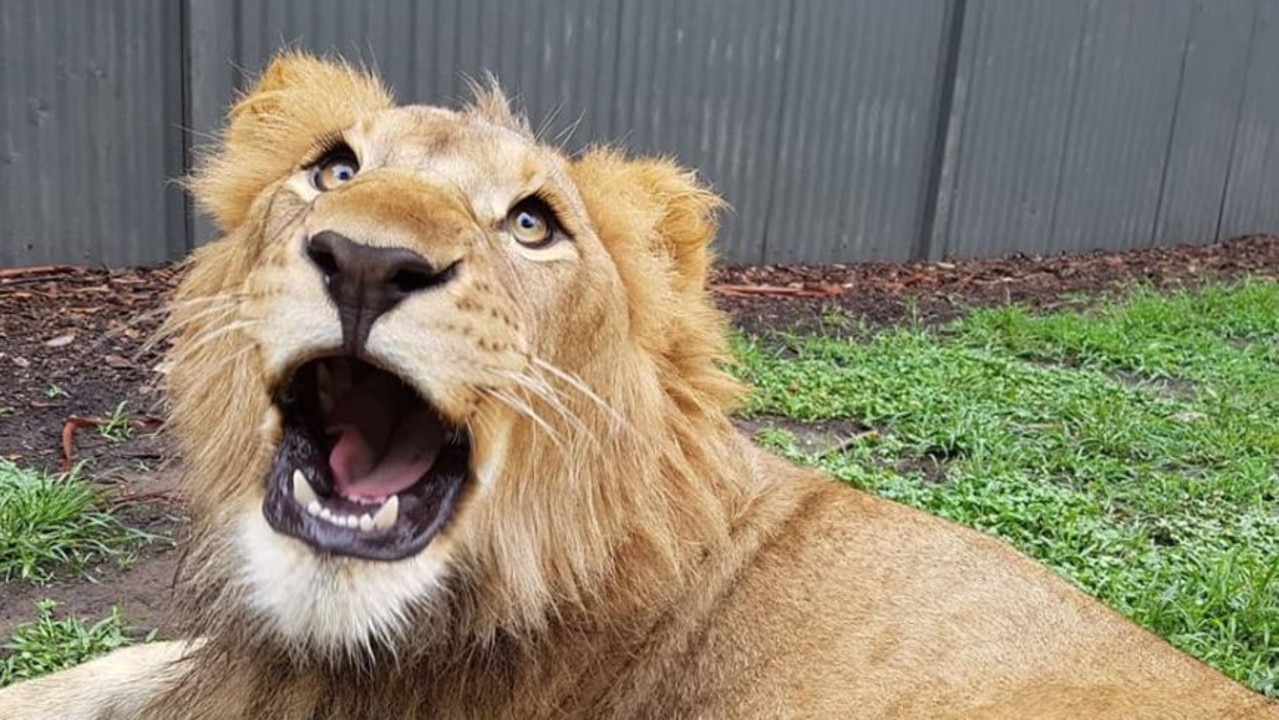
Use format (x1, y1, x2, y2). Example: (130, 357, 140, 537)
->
(164, 52, 749, 659)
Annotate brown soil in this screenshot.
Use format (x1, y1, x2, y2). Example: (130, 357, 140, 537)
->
(714, 235, 1279, 335)
(0, 235, 1277, 635)
(0, 265, 177, 471)
(0, 538, 182, 639)
(734, 416, 876, 457)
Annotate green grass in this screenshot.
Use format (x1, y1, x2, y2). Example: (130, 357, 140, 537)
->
(734, 279, 1279, 697)
(0, 601, 143, 688)
(97, 402, 134, 443)
(0, 459, 146, 583)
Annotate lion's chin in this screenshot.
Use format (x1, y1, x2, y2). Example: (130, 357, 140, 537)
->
(262, 356, 471, 561)
(236, 509, 455, 651)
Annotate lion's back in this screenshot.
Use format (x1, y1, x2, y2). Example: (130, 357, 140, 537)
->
(655, 470, 1276, 719)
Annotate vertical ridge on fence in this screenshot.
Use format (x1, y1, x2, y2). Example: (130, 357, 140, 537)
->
(1219, 0, 1279, 240)
(1153, 0, 1255, 247)
(915, 0, 967, 262)
(763, 0, 951, 264)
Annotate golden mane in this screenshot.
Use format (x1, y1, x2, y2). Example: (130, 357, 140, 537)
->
(162, 53, 755, 660)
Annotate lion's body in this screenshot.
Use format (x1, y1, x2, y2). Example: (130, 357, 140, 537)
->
(0, 53, 1274, 719)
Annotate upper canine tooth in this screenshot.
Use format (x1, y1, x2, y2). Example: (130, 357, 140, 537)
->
(373, 495, 398, 530)
(292, 470, 319, 507)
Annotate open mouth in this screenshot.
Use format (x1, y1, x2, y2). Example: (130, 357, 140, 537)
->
(263, 356, 470, 561)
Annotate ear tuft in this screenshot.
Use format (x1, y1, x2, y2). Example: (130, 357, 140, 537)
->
(189, 51, 394, 232)
(571, 148, 726, 294)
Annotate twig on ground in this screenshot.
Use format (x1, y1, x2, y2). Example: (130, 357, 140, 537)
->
(711, 283, 847, 298)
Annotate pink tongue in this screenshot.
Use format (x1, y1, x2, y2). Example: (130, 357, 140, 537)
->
(326, 373, 443, 499)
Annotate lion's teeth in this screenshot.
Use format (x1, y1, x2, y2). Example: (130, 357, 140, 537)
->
(306, 500, 321, 517)
(292, 470, 319, 507)
(373, 495, 398, 530)
(359, 513, 374, 532)
(319, 507, 334, 521)
(344, 515, 359, 529)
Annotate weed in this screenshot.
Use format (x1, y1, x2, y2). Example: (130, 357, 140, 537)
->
(0, 460, 147, 583)
(97, 402, 133, 443)
(0, 600, 147, 687)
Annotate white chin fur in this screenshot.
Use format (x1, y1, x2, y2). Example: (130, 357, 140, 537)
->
(235, 511, 452, 653)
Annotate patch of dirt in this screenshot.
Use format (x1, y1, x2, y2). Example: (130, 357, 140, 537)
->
(734, 416, 877, 456)
(0, 265, 177, 472)
(714, 235, 1279, 335)
(1111, 371, 1198, 401)
(0, 463, 187, 639)
(892, 456, 949, 485)
(736, 417, 950, 484)
(0, 539, 182, 640)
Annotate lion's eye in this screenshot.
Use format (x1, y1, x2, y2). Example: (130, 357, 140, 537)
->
(506, 198, 557, 248)
(309, 147, 360, 191)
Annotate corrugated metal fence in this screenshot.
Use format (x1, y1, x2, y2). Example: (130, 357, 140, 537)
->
(3, 0, 1279, 267)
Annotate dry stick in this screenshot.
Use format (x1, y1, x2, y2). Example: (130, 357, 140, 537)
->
(0, 265, 80, 279)
(60, 416, 105, 473)
(60, 415, 165, 473)
(711, 284, 847, 298)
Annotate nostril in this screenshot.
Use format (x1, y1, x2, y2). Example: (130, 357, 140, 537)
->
(389, 263, 437, 295)
(306, 238, 341, 279)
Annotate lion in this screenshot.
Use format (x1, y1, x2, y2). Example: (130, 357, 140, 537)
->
(0, 52, 1273, 720)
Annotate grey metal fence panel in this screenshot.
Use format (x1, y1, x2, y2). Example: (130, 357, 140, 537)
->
(1153, 0, 1256, 246)
(936, 0, 1204, 259)
(608, 0, 792, 265)
(1048, 1, 1192, 254)
(8, 0, 1279, 267)
(1220, 0, 1279, 239)
(764, 0, 953, 264)
(932, 0, 1096, 259)
(0, 0, 186, 267)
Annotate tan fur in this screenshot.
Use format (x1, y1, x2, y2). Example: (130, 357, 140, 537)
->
(2, 53, 1275, 720)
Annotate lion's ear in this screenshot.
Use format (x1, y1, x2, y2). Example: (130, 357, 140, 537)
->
(190, 51, 394, 232)
(571, 148, 726, 294)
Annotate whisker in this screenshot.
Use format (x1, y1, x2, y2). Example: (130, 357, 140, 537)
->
(172, 343, 257, 385)
(146, 301, 241, 350)
(500, 370, 594, 446)
(169, 320, 261, 361)
(485, 386, 567, 458)
(529, 357, 630, 433)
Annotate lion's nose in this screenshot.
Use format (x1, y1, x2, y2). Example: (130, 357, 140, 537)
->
(305, 231, 454, 355)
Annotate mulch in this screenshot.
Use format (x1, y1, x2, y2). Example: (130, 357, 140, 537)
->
(0, 265, 177, 472)
(3, 235, 1279, 472)
(713, 235, 1279, 335)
